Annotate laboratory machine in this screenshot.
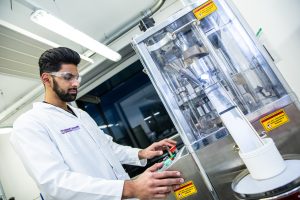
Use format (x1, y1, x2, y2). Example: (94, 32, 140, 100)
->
(132, 0, 300, 199)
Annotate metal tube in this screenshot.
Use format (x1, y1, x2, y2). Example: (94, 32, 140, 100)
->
(103, 0, 166, 45)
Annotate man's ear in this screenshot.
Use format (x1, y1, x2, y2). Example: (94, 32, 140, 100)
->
(41, 73, 51, 85)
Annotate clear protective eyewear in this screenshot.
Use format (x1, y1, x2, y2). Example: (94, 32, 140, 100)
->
(50, 72, 82, 83)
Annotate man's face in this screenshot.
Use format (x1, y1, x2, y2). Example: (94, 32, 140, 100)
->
(50, 64, 80, 102)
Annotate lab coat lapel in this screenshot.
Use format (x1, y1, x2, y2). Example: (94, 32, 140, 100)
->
(77, 112, 129, 179)
(92, 129, 127, 179)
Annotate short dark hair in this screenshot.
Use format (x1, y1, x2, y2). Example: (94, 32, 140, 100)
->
(38, 47, 81, 76)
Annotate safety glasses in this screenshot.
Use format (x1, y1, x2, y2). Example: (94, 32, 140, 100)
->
(50, 72, 82, 83)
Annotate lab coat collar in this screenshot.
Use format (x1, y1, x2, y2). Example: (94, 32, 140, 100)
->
(33, 102, 80, 118)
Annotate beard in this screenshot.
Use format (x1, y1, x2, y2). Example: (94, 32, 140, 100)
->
(52, 78, 77, 102)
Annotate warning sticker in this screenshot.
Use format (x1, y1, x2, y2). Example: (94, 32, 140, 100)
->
(260, 109, 289, 132)
(193, 0, 217, 20)
(174, 180, 197, 200)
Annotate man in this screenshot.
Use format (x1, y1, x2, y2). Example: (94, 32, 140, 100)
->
(10, 47, 183, 200)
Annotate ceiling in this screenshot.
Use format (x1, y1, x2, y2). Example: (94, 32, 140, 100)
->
(0, 0, 161, 124)
(0, 24, 91, 79)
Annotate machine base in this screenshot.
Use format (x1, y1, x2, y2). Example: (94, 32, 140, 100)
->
(232, 159, 300, 199)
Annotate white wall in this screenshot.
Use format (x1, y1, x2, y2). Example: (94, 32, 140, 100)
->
(0, 133, 40, 200)
(231, 0, 300, 98)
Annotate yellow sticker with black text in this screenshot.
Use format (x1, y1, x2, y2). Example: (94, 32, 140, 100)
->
(260, 109, 289, 132)
(193, 0, 217, 20)
(174, 180, 197, 199)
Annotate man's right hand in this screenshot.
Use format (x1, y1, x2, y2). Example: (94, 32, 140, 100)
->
(122, 162, 184, 200)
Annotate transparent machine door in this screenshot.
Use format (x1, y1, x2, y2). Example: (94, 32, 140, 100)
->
(132, 0, 299, 199)
(136, 0, 287, 147)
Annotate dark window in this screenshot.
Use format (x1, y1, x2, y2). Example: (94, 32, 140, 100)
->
(76, 60, 179, 177)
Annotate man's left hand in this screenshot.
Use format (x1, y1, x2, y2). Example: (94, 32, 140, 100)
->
(138, 139, 177, 159)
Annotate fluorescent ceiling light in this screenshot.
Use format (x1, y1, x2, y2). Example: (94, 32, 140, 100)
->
(153, 112, 160, 116)
(144, 116, 152, 121)
(30, 10, 122, 62)
(98, 124, 114, 129)
(0, 127, 13, 135)
(99, 125, 108, 129)
(0, 20, 94, 63)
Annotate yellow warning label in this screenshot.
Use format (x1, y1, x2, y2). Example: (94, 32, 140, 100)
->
(174, 180, 197, 200)
(193, 0, 217, 20)
(260, 109, 289, 132)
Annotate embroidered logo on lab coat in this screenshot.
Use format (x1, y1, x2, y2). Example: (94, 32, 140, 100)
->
(60, 125, 80, 134)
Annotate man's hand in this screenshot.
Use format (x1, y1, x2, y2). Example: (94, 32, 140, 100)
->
(122, 162, 183, 200)
(138, 139, 177, 159)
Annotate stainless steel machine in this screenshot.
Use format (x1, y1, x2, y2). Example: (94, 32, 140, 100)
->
(132, 0, 300, 199)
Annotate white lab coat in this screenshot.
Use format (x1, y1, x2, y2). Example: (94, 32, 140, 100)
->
(10, 102, 146, 200)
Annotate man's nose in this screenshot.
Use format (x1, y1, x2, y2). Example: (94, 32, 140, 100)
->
(71, 80, 80, 87)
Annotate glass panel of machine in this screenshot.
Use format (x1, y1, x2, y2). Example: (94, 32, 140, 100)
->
(132, 0, 300, 199)
(138, 0, 287, 147)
